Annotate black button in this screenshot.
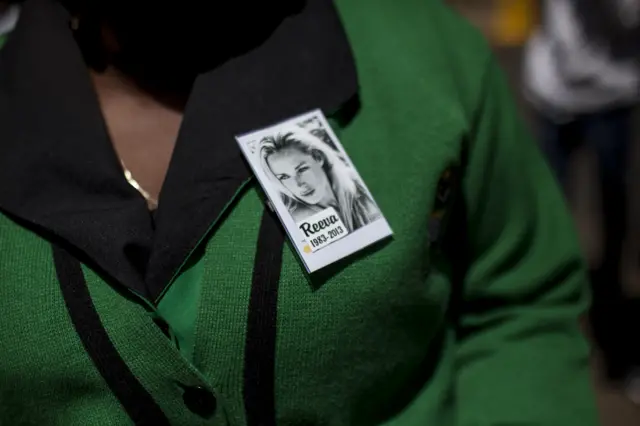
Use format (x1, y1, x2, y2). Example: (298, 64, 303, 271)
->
(183, 386, 217, 419)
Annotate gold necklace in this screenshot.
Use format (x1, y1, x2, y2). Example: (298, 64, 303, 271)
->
(121, 161, 159, 210)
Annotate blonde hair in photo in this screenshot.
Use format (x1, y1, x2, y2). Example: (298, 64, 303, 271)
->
(259, 127, 376, 232)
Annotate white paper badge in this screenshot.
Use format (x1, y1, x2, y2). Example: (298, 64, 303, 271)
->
(236, 109, 393, 273)
(298, 207, 349, 253)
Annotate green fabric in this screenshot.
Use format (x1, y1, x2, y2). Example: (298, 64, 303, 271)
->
(0, 35, 6, 50)
(156, 250, 206, 362)
(156, 178, 253, 362)
(0, 1, 599, 425)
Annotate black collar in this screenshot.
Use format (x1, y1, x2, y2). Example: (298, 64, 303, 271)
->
(0, 0, 358, 302)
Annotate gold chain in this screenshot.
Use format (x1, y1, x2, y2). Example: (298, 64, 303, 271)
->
(121, 161, 159, 210)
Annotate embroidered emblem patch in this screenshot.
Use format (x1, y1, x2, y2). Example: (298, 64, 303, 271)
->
(428, 166, 458, 246)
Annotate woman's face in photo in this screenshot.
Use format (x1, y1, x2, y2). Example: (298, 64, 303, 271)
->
(267, 148, 332, 206)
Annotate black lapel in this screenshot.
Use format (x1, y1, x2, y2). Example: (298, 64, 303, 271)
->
(146, 0, 358, 300)
(0, 0, 358, 302)
(0, 0, 153, 295)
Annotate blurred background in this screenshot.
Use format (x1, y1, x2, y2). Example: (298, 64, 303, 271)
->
(446, 1, 640, 425)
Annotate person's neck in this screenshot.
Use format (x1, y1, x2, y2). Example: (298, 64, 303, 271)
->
(91, 62, 196, 112)
(318, 188, 339, 210)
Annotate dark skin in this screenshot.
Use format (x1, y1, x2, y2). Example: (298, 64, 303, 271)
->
(67, 1, 304, 207)
(90, 50, 182, 208)
(75, 9, 212, 206)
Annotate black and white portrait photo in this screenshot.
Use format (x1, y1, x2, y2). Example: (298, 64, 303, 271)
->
(237, 110, 392, 273)
(257, 118, 381, 233)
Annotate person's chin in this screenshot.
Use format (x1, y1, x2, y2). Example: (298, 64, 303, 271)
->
(300, 196, 323, 207)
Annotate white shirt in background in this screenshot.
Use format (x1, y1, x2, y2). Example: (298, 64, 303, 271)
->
(523, 0, 639, 120)
(0, 4, 19, 37)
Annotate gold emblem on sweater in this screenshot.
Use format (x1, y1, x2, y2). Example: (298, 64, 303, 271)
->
(429, 165, 458, 246)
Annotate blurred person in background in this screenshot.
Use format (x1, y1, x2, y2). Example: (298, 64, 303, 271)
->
(0, 0, 599, 424)
(0, 0, 18, 46)
(524, 0, 640, 398)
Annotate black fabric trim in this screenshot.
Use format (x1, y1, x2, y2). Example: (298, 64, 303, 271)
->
(243, 209, 286, 426)
(439, 136, 470, 337)
(52, 244, 172, 426)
